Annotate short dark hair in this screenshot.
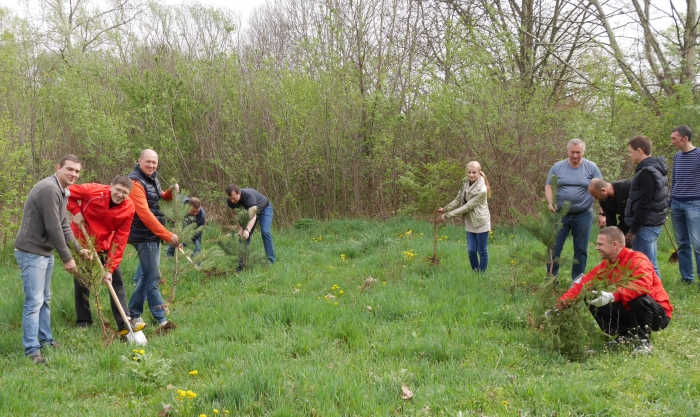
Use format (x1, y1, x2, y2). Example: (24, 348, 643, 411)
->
(59, 154, 80, 167)
(599, 226, 625, 245)
(112, 175, 132, 189)
(187, 197, 201, 208)
(672, 125, 693, 141)
(627, 135, 652, 156)
(225, 184, 240, 197)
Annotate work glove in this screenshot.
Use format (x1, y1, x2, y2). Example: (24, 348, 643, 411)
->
(624, 232, 635, 248)
(588, 291, 615, 307)
(544, 308, 560, 319)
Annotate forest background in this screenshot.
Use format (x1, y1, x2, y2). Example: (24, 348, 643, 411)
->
(0, 0, 698, 242)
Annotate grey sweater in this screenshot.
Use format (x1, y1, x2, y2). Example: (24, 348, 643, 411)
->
(15, 174, 76, 262)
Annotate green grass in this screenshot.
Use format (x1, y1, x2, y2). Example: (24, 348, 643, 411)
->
(1, 217, 699, 416)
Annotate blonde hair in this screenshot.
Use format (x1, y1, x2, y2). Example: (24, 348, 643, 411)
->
(466, 161, 491, 197)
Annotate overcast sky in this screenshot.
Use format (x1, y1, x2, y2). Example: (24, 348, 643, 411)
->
(0, 0, 268, 24)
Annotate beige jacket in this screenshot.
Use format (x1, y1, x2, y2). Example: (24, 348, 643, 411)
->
(445, 176, 490, 229)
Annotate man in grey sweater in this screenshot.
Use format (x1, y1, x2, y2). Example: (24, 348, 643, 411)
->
(14, 154, 90, 364)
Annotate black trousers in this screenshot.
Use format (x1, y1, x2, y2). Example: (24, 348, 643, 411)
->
(589, 295, 670, 340)
(74, 258, 129, 330)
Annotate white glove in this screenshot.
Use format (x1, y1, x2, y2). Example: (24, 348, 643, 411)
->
(544, 308, 560, 319)
(588, 291, 615, 307)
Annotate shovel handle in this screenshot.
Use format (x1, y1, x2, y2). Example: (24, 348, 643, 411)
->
(78, 223, 136, 339)
(178, 246, 194, 264)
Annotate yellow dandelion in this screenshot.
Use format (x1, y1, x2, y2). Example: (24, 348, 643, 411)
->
(382, 281, 386, 285)
(339, 290, 344, 295)
(317, 296, 321, 300)
(187, 390, 197, 399)
(213, 410, 219, 414)
(502, 400, 508, 406)
(225, 411, 230, 415)
(340, 254, 346, 260)
(296, 283, 301, 287)
(334, 302, 338, 306)
(132, 356, 137, 361)
(139, 349, 145, 355)
(189, 370, 199, 375)
(132, 349, 138, 353)
(200, 414, 207, 417)
(177, 390, 186, 397)
(419, 233, 423, 236)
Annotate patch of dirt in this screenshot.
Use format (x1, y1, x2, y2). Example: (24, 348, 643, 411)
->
(151, 321, 178, 337)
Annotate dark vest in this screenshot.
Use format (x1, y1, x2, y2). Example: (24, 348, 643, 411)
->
(624, 157, 668, 227)
(129, 165, 165, 242)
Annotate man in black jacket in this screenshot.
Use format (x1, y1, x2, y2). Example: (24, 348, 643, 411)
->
(589, 178, 632, 234)
(625, 135, 669, 277)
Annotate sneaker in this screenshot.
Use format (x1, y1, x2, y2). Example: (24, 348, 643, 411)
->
(632, 339, 653, 355)
(158, 320, 170, 328)
(27, 350, 46, 364)
(607, 335, 633, 345)
(130, 317, 147, 332)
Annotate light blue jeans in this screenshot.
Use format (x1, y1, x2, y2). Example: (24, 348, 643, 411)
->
(548, 209, 594, 280)
(466, 231, 489, 272)
(242, 204, 275, 264)
(671, 200, 700, 282)
(632, 225, 662, 279)
(128, 241, 167, 324)
(15, 249, 55, 356)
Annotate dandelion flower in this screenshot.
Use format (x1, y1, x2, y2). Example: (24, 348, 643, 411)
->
(187, 390, 197, 398)
(225, 411, 230, 415)
(189, 370, 199, 375)
(132, 356, 137, 361)
(339, 290, 344, 295)
(382, 281, 386, 285)
(177, 390, 186, 397)
(200, 414, 207, 417)
(213, 410, 219, 414)
(334, 302, 338, 306)
(132, 349, 138, 353)
(502, 401, 508, 406)
(297, 283, 301, 287)
(139, 349, 145, 355)
(340, 254, 346, 260)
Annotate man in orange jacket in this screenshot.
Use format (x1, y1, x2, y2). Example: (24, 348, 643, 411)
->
(557, 226, 672, 354)
(127, 149, 179, 329)
(68, 175, 145, 336)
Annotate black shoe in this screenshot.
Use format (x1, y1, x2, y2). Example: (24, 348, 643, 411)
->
(235, 265, 243, 273)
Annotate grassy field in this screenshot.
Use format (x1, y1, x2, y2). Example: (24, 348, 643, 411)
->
(1, 217, 699, 416)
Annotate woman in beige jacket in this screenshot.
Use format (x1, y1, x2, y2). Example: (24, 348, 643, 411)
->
(436, 161, 492, 272)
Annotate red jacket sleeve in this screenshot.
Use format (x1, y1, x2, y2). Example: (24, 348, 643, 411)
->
(105, 199, 134, 273)
(558, 263, 605, 305)
(67, 184, 89, 215)
(130, 181, 174, 242)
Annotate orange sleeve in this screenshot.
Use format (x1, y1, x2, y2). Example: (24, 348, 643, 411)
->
(130, 181, 174, 242)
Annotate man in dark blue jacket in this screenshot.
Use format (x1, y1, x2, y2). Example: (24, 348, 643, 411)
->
(625, 135, 669, 278)
(166, 197, 205, 257)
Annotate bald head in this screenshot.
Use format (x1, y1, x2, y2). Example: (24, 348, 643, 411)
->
(138, 149, 159, 177)
(589, 178, 612, 201)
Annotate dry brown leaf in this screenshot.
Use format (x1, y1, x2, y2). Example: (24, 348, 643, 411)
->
(158, 404, 173, 416)
(361, 276, 377, 292)
(401, 384, 413, 401)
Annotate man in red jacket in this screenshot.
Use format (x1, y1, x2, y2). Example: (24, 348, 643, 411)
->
(68, 175, 145, 335)
(557, 226, 672, 354)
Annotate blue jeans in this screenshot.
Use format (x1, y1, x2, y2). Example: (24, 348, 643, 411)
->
(15, 249, 55, 356)
(165, 237, 201, 257)
(466, 231, 489, 272)
(128, 241, 167, 324)
(548, 210, 594, 280)
(242, 204, 275, 264)
(671, 199, 700, 282)
(632, 225, 662, 279)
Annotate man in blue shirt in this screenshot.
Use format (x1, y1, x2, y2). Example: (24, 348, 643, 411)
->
(670, 125, 700, 284)
(225, 185, 275, 269)
(545, 139, 602, 279)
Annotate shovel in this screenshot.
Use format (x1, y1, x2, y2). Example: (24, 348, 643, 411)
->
(663, 223, 679, 263)
(79, 223, 147, 345)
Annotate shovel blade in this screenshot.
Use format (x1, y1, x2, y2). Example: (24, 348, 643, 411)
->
(127, 330, 148, 346)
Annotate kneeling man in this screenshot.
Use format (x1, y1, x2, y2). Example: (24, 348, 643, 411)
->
(557, 226, 673, 354)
